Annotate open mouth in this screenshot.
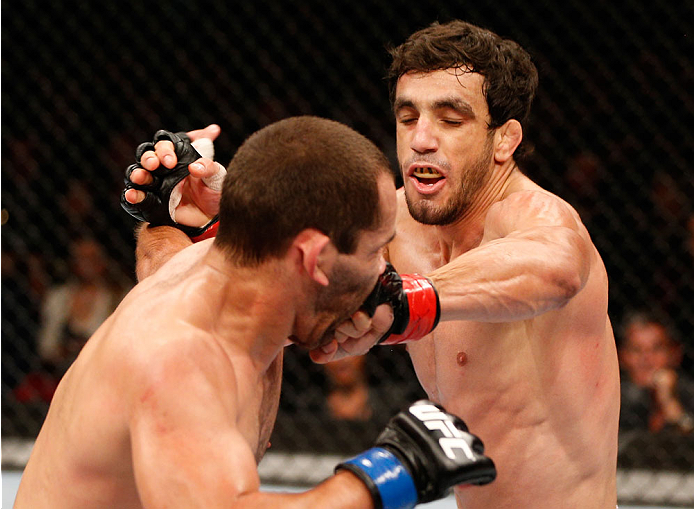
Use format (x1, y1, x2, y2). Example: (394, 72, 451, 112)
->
(412, 166, 445, 186)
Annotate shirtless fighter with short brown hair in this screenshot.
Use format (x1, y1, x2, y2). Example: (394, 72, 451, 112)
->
(15, 117, 495, 509)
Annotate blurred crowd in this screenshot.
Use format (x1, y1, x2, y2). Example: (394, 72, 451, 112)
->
(2, 136, 693, 469)
(1, 1, 693, 479)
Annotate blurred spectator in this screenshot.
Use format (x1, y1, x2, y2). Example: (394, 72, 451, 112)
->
(1, 247, 47, 388)
(618, 311, 694, 435)
(13, 237, 128, 403)
(647, 172, 694, 349)
(61, 179, 97, 240)
(563, 150, 605, 226)
(324, 355, 373, 421)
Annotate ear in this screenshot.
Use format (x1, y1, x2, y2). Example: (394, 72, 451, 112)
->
(493, 119, 522, 164)
(293, 229, 334, 287)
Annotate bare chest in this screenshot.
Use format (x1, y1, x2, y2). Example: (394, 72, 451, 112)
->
(237, 352, 284, 462)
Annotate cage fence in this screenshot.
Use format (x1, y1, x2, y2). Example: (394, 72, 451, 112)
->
(2, 1, 693, 506)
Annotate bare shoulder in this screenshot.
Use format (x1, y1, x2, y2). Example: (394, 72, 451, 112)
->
(131, 328, 240, 416)
(148, 239, 213, 282)
(488, 185, 587, 237)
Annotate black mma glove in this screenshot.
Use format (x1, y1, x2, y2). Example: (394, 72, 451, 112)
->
(361, 262, 440, 344)
(120, 130, 219, 239)
(336, 400, 495, 509)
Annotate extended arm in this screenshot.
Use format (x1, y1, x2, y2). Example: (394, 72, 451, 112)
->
(431, 191, 591, 322)
(312, 191, 593, 362)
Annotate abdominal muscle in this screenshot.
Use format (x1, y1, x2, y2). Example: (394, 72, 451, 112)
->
(407, 312, 619, 509)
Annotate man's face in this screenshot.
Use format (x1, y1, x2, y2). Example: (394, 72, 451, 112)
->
(394, 68, 495, 225)
(308, 173, 397, 350)
(621, 323, 677, 387)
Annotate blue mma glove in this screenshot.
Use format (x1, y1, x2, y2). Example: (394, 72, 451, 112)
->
(336, 400, 496, 509)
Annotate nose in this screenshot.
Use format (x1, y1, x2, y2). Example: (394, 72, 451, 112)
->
(411, 117, 438, 153)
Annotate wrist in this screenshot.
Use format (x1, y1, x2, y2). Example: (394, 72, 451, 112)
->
(336, 447, 418, 509)
(190, 219, 219, 242)
(380, 275, 440, 345)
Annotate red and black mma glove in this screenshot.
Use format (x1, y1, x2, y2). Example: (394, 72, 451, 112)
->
(336, 400, 496, 509)
(361, 262, 440, 344)
(120, 130, 219, 242)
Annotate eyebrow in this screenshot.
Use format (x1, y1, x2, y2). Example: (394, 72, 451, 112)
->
(394, 97, 476, 120)
(433, 98, 476, 119)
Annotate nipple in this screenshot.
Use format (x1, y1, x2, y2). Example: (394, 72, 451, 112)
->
(456, 351, 468, 367)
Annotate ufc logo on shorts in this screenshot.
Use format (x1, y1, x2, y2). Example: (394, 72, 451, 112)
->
(410, 404, 476, 461)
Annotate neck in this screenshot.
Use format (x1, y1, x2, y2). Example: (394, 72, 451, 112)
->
(434, 161, 522, 258)
(196, 246, 298, 371)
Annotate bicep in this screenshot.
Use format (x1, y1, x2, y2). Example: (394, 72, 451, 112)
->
(466, 192, 592, 307)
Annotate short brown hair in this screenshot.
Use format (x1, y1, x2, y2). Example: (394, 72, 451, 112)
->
(387, 20, 539, 161)
(214, 116, 392, 265)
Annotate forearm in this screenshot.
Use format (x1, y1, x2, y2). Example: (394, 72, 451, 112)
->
(430, 230, 589, 323)
(232, 472, 374, 509)
(135, 223, 193, 281)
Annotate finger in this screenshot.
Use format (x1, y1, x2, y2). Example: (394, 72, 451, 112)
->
(140, 150, 162, 172)
(153, 140, 177, 168)
(350, 310, 373, 333)
(189, 159, 223, 179)
(129, 167, 154, 186)
(124, 188, 145, 204)
(339, 332, 380, 356)
(188, 124, 221, 142)
(371, 304, 395, 334)
(309, 341, 338, 364)
(335, 319, 361, 338)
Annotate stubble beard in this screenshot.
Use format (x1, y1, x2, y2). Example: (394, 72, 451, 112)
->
(404, 138, 494, 226)
(309, 262, 374, 350)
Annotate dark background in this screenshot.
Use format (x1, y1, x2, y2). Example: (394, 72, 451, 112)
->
(2, 0, 693, 503)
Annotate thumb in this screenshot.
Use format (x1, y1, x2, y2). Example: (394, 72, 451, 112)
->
(188, 124, 221, 142)
(189, 159, 225, 180)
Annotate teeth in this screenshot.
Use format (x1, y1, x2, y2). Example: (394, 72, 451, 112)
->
(413, 167, 442, 178)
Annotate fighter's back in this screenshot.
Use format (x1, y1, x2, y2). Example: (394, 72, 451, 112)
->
(15, 242, 213, 508)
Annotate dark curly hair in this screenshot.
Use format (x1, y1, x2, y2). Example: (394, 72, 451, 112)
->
(387, 20, 539, 161)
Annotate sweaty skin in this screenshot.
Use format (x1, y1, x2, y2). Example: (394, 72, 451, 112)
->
(15, 171, 398, 508)
(15, 241, 286, 508)
(383, 70, 620, 509)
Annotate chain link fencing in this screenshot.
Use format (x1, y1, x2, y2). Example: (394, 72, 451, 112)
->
(2, 0, 693, 505)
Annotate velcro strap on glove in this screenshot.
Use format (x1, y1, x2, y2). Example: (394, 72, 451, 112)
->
(120, 130, 219, 238)
(336, 447, 418, 509)
(361, 263, 440, 344)
(382, 276, 440, 344)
